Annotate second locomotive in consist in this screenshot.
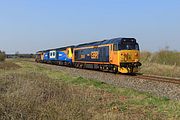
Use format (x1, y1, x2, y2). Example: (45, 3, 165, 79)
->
(35, 37, 141, 73)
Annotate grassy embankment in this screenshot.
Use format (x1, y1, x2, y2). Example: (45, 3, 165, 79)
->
(0, 59, 179, 120)
(140, 49, 180, 78)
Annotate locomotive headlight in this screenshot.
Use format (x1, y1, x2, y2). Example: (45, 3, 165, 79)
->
(135, 53, 138, 56)
(135, 59, 138, 62)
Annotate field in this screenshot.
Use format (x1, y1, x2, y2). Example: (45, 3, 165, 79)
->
(140, 50, 180, 78)
(0, 59, 180, 120)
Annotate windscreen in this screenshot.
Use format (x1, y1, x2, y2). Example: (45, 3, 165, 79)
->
(118, 39, 139, 50)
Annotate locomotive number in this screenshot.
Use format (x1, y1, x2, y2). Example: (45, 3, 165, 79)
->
(91, 51, 99, 59)
(80, 54, 85, 59)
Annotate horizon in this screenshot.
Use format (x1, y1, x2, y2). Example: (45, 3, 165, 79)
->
(1, 0, 180, 54)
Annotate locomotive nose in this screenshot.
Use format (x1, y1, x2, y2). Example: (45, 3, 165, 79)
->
(120, 50, 139, 62)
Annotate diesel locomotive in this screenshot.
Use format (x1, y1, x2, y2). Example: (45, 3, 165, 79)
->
(35, 37, 141, 73)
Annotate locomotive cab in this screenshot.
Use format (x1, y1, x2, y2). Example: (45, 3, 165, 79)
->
(116, 38, 141, 73)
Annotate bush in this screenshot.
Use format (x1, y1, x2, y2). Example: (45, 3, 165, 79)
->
(152, 50, 180, 66)
(0, 51, 6, 62)
(140, 51, 152, 62)
(141, 49, 180, 66)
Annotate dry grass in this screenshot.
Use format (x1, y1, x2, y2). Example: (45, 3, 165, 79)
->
(140, 62, 180, 78)
(0, 72, 92, 120)
(141, 50, 180, 66)
(0, 61, 21, 70)
(140, 50, 180, 77)
(0, 72, 169, 120)
(0, 60, 179, 120)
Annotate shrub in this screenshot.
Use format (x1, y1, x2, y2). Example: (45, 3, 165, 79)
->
(0, 50, 6, 62)
(140, 51, 152, 62)
(152, 50, 180, 66)
(141, 49, 180, 66)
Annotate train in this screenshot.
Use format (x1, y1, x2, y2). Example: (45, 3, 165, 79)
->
(35, 37, 141, 73)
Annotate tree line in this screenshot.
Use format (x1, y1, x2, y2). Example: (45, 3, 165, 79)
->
(0, 50, 36, 62)
(6, 53, 35, 58)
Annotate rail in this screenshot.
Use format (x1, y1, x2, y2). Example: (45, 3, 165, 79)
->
(134, 74, 180, 84)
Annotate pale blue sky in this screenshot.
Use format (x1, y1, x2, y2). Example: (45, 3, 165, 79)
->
(0, 0, 180, 54)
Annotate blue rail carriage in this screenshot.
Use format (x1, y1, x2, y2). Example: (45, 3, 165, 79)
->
(36, 46, 74, 66)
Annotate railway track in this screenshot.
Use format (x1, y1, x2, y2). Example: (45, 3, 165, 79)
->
(134, 74, 180, 84)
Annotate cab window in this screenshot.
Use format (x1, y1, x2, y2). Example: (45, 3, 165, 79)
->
(119, 43, 139, 50)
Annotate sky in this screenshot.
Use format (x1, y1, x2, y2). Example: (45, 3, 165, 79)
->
(0, 0, 180, 54)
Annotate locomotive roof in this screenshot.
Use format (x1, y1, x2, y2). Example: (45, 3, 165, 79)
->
(36, 37, 137, 53)
(37, 46, 75, 53)
(75, 37, 136, 48)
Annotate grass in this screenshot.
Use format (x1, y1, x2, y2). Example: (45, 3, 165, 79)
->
(140, 50, 180, 77)
(0, 61, 21, 70)
(0, 59, 180, 120)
